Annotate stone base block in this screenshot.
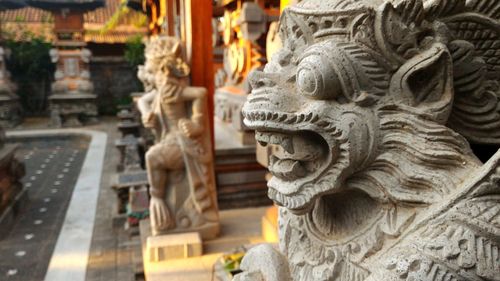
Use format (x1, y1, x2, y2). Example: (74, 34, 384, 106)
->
(146, 232, 202, 262)
(49, 94, 98, 127)
(0, 97, 22, 128)
(139, 213, 221, 241)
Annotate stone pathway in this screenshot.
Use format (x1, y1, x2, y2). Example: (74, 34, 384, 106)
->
(85, 119, 139, 281)
(0, 136, 89, 281)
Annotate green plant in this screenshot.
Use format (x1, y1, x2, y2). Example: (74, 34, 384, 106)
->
(5, 32, 54, 114)
(100, 0, 147, 33)
(124, 34, 145, 67)
(222, 252, 245, 274)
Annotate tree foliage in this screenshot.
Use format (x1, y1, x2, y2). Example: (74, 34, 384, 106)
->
(5, 32, 54, 114)
(124, 34, 145, 68)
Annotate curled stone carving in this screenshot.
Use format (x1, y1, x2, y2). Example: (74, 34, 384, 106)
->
(137, 36, 219, 239)
(236, 0, 500, 280)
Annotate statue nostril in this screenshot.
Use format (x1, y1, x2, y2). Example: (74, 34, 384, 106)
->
(255, 79, 266, 88)
(278, 49, 292, 66)
(249, 70, 276, 89)
(248, 70, 263, 89)
(261, 78, 276, 87)
(252, 78, 276, 90)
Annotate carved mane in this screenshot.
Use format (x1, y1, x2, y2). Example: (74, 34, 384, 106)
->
(349, 107, 480, 204)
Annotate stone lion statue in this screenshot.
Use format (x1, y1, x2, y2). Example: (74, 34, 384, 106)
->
(236, 0, 500, 280)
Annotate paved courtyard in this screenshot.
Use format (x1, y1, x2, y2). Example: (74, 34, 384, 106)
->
(0, 136, 89, 280)
(0, 118, 270, 281)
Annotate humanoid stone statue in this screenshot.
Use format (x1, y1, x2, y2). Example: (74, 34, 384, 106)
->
(236, 0, 500, 280)
(137, 36, 219, 239)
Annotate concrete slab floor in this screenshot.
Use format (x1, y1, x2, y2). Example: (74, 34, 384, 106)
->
(143, 207, 268, 281)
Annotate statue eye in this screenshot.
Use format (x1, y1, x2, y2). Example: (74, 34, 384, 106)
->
(296, 55, 342, 100)
(297, 68, 319, 95)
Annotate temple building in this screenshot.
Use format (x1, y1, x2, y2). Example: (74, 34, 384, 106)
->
(0, 0, 147, 117)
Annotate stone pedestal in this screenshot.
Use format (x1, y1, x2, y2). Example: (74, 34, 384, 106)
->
(114, 135, 144, 172)
(117, 120, 141, 137)
(146, 232, 202, 262)
(49, 48, 98, 127)
(49, 93, 97, 127)
(215, 87, 255, 146)
(112, 170, 148, 214)
(0, 95, 22, 128)
(117, 109, 136, 122)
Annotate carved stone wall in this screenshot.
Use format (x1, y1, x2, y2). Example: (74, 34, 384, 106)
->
(214, 1, 280, 144)
(235, 0, 500, 280)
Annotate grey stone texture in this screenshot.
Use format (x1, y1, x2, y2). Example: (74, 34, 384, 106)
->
(90, 59, 142, 116)
(236, 0, 500, 280)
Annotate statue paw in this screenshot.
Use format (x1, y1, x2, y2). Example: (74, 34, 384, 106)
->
(149, 197, 174, 234)
(233, 244, 292, 281)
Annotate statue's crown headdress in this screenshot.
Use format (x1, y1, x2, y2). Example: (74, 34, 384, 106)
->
(280, 0, 500, 144)
(145, 36, 190, 78)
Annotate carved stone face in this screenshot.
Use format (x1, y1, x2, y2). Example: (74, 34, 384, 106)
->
(243, 39, 379, 213)
(242, 1, 389, 214)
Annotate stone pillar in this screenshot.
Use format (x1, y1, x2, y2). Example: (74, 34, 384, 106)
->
(47, 10, 97, 127)
(49, 47, 97, 127)
(0, 46, 22, 128)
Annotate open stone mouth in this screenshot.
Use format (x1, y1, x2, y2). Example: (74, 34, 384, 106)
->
(255, 131, 328, 183)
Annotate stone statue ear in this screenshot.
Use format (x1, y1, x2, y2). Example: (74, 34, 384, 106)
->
(375, 0, 424, 65)
(389, 43, 454, 124)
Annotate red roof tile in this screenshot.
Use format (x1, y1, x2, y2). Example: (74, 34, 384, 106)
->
(0, 0, 146, 43)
